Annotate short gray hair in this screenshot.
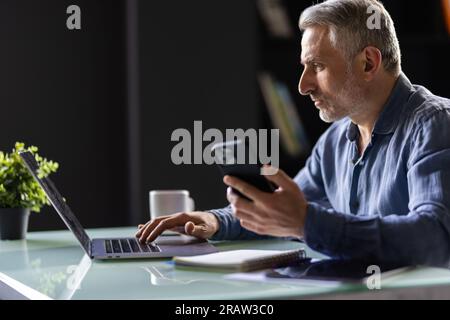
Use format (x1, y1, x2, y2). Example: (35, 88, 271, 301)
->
(299, 0, 401, 75)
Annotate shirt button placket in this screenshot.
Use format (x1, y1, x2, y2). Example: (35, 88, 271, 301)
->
(349, 161, 362, 214)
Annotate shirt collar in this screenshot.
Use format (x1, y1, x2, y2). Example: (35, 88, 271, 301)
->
(346, 121, 359, 141)
(346, 72, 414, 141)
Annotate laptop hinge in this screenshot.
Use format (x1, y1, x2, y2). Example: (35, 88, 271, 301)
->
(88, 241, 93, 258)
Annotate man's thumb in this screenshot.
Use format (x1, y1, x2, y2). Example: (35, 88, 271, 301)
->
(185, 221, 207, 238)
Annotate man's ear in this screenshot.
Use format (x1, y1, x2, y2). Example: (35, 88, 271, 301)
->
(361, 46, 382, 80)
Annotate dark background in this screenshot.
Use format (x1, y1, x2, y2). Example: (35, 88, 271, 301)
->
(0, 0, 449, 231)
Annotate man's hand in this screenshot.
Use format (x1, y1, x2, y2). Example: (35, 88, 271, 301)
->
(224, 167, 308, 238)
(135, 211, 220, 244)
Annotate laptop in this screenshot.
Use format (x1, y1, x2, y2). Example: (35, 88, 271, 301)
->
(19, 151, 218, 260)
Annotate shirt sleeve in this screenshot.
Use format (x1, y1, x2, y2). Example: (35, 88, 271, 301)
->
(207, 205, 273, 241)
(304, 110, 450, 266)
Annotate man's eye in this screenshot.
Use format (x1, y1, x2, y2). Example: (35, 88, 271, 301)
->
(312, 63, 324, 72)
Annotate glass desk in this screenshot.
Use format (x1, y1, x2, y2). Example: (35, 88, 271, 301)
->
(1, 227, 450, 300)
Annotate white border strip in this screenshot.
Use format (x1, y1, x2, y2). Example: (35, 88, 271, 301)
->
(0, 272, 52, 300)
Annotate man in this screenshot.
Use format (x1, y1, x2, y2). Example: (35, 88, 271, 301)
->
(136, 0, 450, 266)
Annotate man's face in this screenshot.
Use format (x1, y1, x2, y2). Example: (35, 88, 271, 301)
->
(299, 25, 364, 123)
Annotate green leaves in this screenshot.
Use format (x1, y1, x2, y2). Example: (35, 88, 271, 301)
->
(0, 142, 59, 212)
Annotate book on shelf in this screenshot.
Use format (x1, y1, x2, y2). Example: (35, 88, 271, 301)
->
(256, 0, 294, 39)
(443, 0, 450, 36)
(258, 72, 310, 157)
(275, 81, 311, 154)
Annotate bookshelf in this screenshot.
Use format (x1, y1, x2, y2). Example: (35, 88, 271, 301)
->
(255, 0, 330, 177)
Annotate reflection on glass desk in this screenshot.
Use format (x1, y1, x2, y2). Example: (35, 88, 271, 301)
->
(227, 259, 412, 288)
(267, 259, 410, 283)
(1, 227, 450, 300)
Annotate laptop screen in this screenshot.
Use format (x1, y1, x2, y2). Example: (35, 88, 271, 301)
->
(19, 151, 91, 256)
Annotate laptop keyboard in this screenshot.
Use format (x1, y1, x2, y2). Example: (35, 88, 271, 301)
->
(104, 238, 160, 254)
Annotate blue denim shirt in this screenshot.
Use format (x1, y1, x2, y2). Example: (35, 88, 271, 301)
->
(209, 73, 450, 266)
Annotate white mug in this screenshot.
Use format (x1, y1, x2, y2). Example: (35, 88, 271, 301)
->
(149, 190, 195, 220)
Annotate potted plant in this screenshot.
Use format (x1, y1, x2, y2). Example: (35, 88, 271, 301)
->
(0, 142, 58, 240)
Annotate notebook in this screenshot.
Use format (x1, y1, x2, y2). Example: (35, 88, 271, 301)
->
(173, 249, 307, 272)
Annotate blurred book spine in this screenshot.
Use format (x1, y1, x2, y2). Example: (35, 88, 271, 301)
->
(258, 72, 310, 157)
(443, 0, 450, 36)
(275, 81, 311, 155)
(256, 0, 294, 39)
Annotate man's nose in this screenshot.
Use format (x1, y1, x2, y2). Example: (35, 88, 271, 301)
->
(298, 68, 316, 96)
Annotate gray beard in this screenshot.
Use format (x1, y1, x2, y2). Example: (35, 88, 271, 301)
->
(319, 75, 364, 123)
(319, 109, 342, 123)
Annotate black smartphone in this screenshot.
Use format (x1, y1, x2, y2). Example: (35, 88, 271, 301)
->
(212, 140, 277, 201)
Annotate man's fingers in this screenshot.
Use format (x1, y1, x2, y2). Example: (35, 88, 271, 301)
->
(136, 212, 191, 240)
(136, 223, 146, 232)
(226, 188, 257, 214)
(146, 214, 191, 243)
(232, 206, 265, 224)
(138, 219, 161, 243)
(239, 219, 266, 235)
(223, 176, 267, 202)
(136, 221, 152, 237)
(263, 167, 294, 190)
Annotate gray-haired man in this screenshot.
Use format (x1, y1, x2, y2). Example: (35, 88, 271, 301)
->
(136, 0, 450, 266)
